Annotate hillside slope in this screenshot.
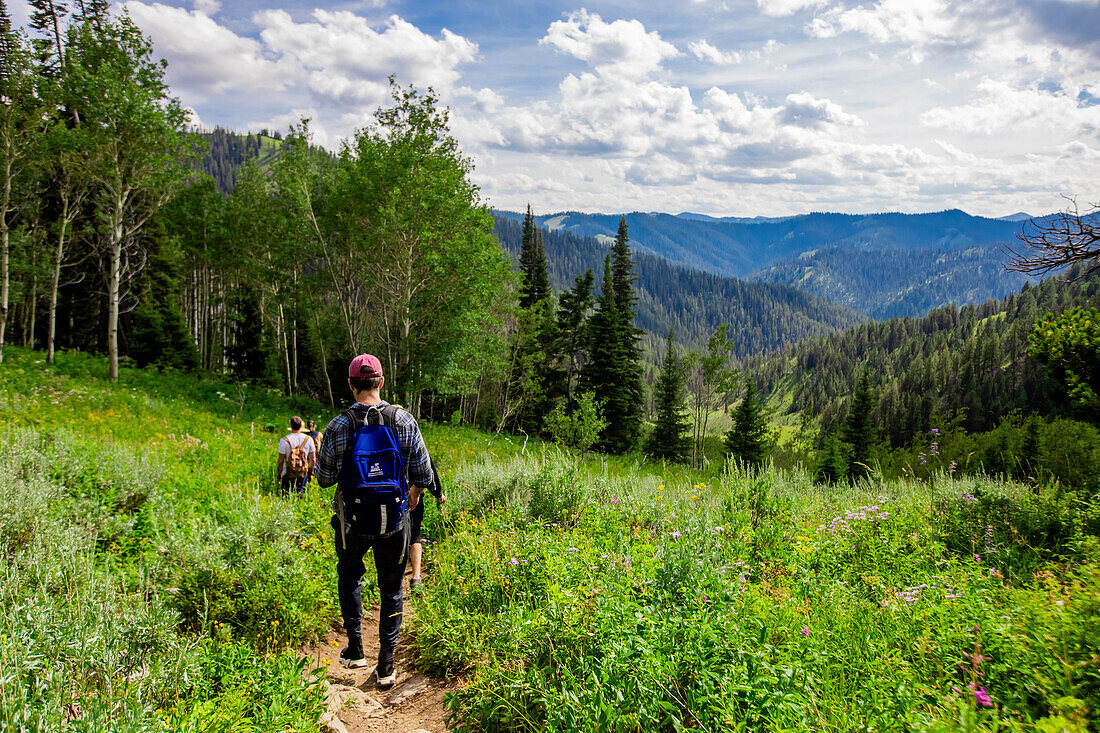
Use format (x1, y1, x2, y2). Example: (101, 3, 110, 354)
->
(493, 214, 866, 360)
(746, 268, 1100, 445)
(499, 208, 1035, 318)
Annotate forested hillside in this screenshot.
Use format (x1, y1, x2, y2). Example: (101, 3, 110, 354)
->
(199, 127, 283, 192)
(747, 268, 1100, 446)
(751, 244, 1029, 319)
(493, 214, 866, 360)
(499, 208, 1034, 318)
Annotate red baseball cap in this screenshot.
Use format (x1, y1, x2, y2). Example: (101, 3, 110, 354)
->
(348, 353, 383, 379)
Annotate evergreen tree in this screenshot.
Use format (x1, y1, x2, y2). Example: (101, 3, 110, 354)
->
(814, 434, 847, 484)
(600, 217, 645, 452)
(645, 330, 690, 462)
(28, 0, 67, 71)
(1017, 415, 1045, 481)
(555, 268, 594, 406)
(726, 378, 771, 468)
(519, 205, 550, 309)
(842, 371, 877, 481)
(579, 255, 636, 452)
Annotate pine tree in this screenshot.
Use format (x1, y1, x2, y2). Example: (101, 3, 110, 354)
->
(519, 205, 550, 308)
(28, 0, 67, 71)
(814, 434, 847, 484)
(842, 371, 877, 481)
(579, 255, 636, 452)
(726, 378, 770, 468)
(645, 330, 690, 462)
(598, 216, 645, 452)
(556, 268, 594, 406)
(1017, 415, 1045, 481)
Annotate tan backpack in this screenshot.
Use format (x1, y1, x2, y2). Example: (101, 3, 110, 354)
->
(286, 436, 309, 479)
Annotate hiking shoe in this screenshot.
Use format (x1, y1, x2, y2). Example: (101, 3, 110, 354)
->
(376, 651, 396, 688)
(338, 646, 368, 669)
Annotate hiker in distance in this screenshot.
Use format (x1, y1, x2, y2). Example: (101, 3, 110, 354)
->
(275, 416, 316, 497)
(305, 419, 323, 485)
(316, 354, 436, 688)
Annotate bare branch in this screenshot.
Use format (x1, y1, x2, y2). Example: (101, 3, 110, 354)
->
(1005, 198, 1100, 279)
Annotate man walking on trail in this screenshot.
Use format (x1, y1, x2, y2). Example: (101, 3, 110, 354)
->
(276, 416, 315, 497)
(316, 354, 435, 688)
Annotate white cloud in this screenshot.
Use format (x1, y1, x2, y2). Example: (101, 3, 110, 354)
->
(121, 2, 287, 97)
(922, 79, 1100, 134)
(193, 0, 220, 15)
(540, 10, 679, 78)
(255, 10, 478, 107)
(689, 40, 742, 65)
(756, 0, 827, 16)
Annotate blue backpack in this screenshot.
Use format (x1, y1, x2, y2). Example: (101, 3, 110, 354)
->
(338, 404, 407, 536)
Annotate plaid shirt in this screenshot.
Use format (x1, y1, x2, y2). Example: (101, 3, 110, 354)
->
(316, 400, 435, 494)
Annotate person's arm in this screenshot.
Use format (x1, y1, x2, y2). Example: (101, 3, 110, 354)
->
(315, 414, 346, 489)
(276, 439, 286, 483)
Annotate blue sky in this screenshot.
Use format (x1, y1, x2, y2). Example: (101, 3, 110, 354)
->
(18, 0, 1100, 216)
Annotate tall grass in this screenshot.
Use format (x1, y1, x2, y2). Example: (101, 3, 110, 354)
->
(413, 452, 1100, 732)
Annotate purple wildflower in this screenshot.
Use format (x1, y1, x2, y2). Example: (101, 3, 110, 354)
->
(611, 498, 618, 505)
(931, 428, 940, 436)
(801, 626, 810, 637)
(971, 686, 993, 707)
(671, 530, 682, 539)
(508, 558, 519, 566)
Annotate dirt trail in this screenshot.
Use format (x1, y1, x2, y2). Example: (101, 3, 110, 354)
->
(301, 573, 458, 733)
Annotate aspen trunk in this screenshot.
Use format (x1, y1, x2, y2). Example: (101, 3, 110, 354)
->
(47, 207, 70, 364)
(107, 216, 123, 382)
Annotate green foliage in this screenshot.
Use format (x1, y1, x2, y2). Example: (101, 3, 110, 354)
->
(645, 332, 691, 462)
(413, 452, 1100, 731)
(726, 378, 771, 468)
(544, 391, 607, 457)
(749, 270, 1100, 446)
(842, 371, 877, 481)
(814, 434, 847, 484)
(1030, 306, 1100, 418)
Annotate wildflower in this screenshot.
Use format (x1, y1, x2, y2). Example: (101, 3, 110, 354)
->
(508, 558, 520, 566)
(974, 554, 981, 562)
(671, 530, 682, 539)
(801, 626, 810, 637)
(931, 428, 940, 435)
(610, 498, 618, 505)
(567, 547, 579, 553)
(962, 491, 975, 502)
(971, 685, 993, 707)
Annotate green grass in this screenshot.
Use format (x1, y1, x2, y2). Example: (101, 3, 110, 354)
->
(2, 347, 1098, 731)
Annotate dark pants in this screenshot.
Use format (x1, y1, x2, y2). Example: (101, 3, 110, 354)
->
(333, 516, 408, 655)
(281, 474, 307, 498)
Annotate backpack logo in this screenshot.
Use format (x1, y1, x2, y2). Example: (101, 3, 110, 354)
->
(368, 462, 383, 477)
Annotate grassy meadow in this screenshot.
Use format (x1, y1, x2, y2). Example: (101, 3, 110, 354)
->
(1, 348, 1098, 731)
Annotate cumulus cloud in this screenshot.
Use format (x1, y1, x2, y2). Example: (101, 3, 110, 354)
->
(540, 10, 679, 78)
(922, 79, 1100, 134)
(756, 0, 827, 16)
(121, 2, 287, 97)
(256, 11, 478, 107)
(689, 40, 743, 65)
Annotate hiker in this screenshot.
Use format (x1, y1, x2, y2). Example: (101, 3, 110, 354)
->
(316, 353, 435, 688)
(276, 416, 315, 497)
(305, 420, 323, 484)
(408, 461, 446, 593)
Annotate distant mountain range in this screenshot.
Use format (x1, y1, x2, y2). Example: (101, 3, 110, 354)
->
(492, 215, 866, 363)
(496, 209, 1040, 319)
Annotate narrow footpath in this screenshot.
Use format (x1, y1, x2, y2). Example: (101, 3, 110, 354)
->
(301, 573, 458, 733)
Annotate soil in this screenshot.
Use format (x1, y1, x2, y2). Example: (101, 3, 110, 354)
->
(300, 573, 459, 733)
